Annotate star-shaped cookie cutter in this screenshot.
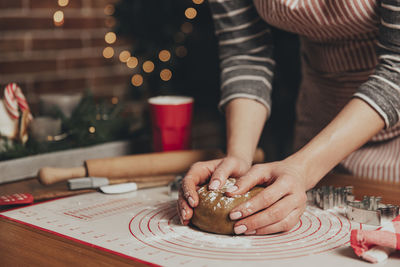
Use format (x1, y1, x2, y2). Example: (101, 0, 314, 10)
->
(307, 186, 399, 226)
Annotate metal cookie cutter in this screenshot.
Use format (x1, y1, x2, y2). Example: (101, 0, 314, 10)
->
(307, 186, 399, 226)
(307, 186, 355, 210)
(346, 196, 399, 226)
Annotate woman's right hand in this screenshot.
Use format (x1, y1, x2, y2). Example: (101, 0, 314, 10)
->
(177, 156, 252, 225)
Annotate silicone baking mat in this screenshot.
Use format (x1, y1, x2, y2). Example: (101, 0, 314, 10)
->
(1, 187, 398, 266)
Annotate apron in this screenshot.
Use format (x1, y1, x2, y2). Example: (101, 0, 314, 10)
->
(253, 0, 400, 182)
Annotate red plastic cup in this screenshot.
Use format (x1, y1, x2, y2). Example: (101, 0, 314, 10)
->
(148, 96, 194, 152)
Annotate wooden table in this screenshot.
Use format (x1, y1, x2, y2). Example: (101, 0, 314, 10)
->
(317, 172, 400, 205)
(0, 173, 399, 266)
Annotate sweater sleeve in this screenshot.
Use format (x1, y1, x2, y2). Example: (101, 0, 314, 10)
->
(354, 0, 400, 128)
(208, 0, 275, 114)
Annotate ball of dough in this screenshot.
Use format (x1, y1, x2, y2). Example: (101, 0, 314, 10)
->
(191, 178, 263, 235)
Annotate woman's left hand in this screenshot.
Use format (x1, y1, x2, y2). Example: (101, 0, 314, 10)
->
(226, 160, 309, 235)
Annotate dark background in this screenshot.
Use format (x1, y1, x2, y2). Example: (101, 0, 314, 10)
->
(114, 0, 301, 161)
(0, 0, 301, 161)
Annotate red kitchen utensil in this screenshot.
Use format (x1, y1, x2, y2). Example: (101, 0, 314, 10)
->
(0, 193, 34, 206)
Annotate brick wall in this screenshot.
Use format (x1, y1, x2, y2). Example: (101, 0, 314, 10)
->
(0, 0, 133, 111)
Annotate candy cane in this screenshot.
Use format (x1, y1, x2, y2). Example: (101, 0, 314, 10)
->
(351, 215, 400, 263)
(3, 83, 32, 120)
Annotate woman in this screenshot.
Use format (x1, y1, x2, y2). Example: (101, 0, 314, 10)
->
(178, 0, 400, 235)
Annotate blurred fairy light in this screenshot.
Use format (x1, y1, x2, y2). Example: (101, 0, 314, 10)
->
(185, 8, 197, 19)
(126, 57, 138, 68)
(174, 32, 185, 43)
(181, 22, 193, 34)
(142, 61, 155, 73)
(111, 97, 119, 104)
(53, 10, 64, 26)
(117, 1, 201, 85)
(105, 32, 117, 44)
(104, 4, 115, 15)
(105, 17, 116, 28)
(175, 46, 187, 57)
(160, 69, 172, 81)
(158, 50, 171, 62)
(102, 47, 114, 58)
(58, 0, 69, 7)
(131, 74, 143, 87)
(119, 50, 131, 62)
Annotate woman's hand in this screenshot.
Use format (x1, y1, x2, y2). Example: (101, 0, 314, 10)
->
(226, 160, 308, 235)
(177, 156, 252, 225)
(224, 99, 386, 235)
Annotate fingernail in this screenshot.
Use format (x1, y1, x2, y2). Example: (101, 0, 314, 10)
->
(245, 230, 256, 235)
(180, 216, 184, 225)
(226, 185, 238, 193)
(209, 180, 220, 190)
(234, 225, 247, 235)
(230, 211, 242, 220)
(181, 209, 187, 220)
(188, 197, 195, 207)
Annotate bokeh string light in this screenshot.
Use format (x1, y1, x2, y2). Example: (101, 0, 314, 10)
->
(158, 50, 171, 62)
(58, 0, 69, 7)
(119, 50, 131, 62)
(131, 74, 144, 87)
(185, 8, 197, 19)
(111, 97, 119, 105)
(105, 17, 116, 28)
(103, 6, 117, 62)
(53, 10, 64, 26)
(175, 46, 188, 58)
(181, 22, 193, 34)
(142, 61, 155, 73)
(174, 32, 185, 43)
(102, 47, 114, 58)
(53, 0, 68, 27)
(100, 0, 204, 88)
(51, 0, 205, 91)
(104, 4, 115, 16)
(126, 1, 203, 87)
(160, 69, 172, 81)
(105, 32, 117, 44)
(126, 57, 138, 68)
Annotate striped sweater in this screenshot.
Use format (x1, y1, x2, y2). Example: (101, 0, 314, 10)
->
(209, 0, 400, 129)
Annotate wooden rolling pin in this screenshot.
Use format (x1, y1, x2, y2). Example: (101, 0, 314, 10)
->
(38, 148, 265, 185)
